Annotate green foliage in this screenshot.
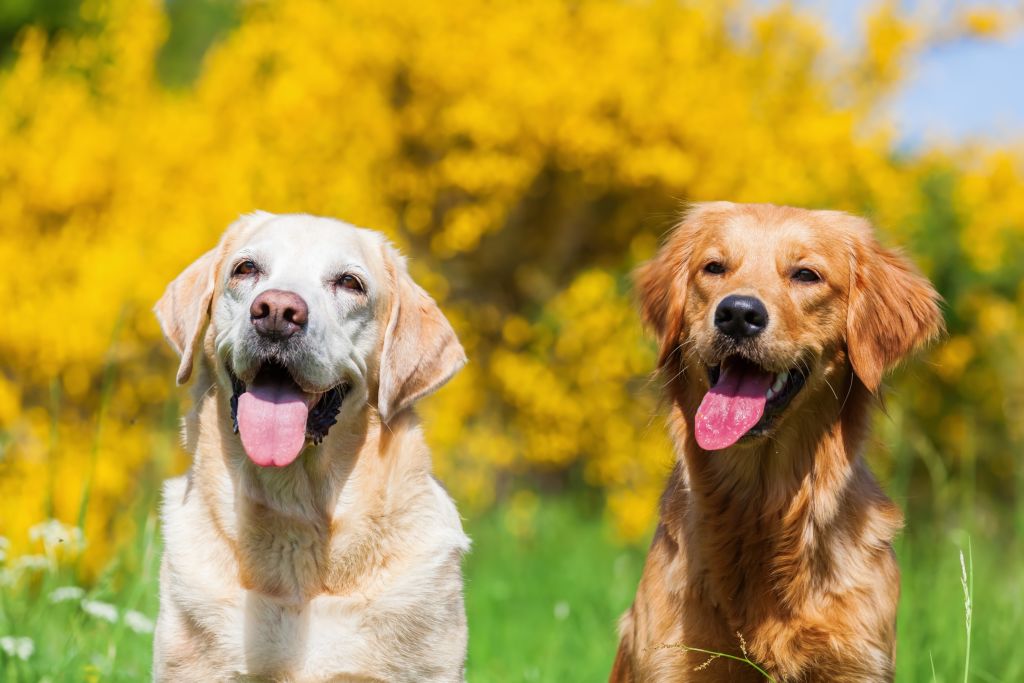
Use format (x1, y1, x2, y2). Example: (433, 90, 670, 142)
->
(0, 0, 81, 61)
(157, 0, 239, 86)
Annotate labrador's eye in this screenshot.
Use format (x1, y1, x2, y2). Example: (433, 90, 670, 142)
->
(336, 273, 365, 293)
(233, 260, 258, 277)
(704, 261, 726, 275)
(792, 268, 821, 283)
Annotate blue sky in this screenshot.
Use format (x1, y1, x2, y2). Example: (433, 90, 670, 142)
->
(804, 1, 1024, 145)
(891, 33, 1024, 144)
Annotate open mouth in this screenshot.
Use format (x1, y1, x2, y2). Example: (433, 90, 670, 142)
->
(694, 355, 807, 451)
(228, 360, 348, 467)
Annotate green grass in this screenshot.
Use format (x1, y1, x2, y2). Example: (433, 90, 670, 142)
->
(895, 531, 1023, 683)
(0, 511, 160, 682)
(464, 498, 644, 681)
(1, 496, 1021, 681)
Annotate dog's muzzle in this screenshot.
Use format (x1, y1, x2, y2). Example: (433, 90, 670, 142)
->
(228, 359, 348, 467)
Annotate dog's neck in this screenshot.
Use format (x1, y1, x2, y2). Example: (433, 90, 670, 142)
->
(664, 363, 902, 622)
(187, 380, 433, 602)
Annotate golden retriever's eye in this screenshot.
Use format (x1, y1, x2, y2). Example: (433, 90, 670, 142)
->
(336, 273, 365, 293)
(233, 260, 258, 277)
(792, 268, 821, 283)
(704, 261, 726, 275)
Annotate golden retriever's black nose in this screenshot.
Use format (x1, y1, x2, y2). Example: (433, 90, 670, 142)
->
(250, 289, 308, 339)
(715, 295, 768, 339)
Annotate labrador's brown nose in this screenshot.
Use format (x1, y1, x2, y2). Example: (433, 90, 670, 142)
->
(250, 289, 308, 339)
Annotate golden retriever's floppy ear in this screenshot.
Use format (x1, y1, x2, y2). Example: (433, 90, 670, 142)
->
(846, 231, 943, 392)
(377, 247, 467, 424)
(635, 245, 688, 368)
(155, 248, 219, 385)
(634, 203, 728, 367)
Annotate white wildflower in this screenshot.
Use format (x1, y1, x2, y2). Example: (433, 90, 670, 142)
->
(14, 554, 51, 572)
(553, 600, 570, 620)
(0, 636, 35, 661)
(49, 586, 86, 603)
(29, 520, 86, 555)
(81, 599, 119, 623)
(124, 610, 155, 634)
(0, 536, 9, 563)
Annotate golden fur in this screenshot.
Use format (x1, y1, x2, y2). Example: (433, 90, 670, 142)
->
(611, 202, 943, 682)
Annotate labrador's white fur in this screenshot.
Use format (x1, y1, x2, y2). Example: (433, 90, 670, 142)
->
(153, 213, 469, 682)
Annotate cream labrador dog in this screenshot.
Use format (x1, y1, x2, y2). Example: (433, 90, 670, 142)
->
(153, 212, 470, 682)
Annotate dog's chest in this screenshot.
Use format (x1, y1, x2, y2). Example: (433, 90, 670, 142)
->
(171, 548, 462, 681)
(158, 475, 469, 681)
(234, 591, 384, 676)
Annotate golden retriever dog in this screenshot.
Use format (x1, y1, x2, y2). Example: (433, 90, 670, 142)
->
(611, 202, 942, 682)
(153, 212, 469, 682)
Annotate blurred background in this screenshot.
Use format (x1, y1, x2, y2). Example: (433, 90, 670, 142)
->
(0, 0, 1022, 680)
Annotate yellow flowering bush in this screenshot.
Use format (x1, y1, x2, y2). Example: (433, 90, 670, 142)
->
(0, 0, 1022, 571)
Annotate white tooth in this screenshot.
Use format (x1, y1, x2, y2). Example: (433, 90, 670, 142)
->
(766, 387, 776, 399)
(772, 371, 788, 393)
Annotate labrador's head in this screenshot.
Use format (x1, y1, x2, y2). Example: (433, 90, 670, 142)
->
(636, 202, 942, 451)
(156, 212, 465, 467)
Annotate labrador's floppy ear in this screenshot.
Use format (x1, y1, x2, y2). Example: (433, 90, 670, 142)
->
(377, 247, 467, 424)
(634, 203, 728, 367)
(154, 212, 272, 385)
(846, 228, 943, 393)
(155, 248, 219, 385)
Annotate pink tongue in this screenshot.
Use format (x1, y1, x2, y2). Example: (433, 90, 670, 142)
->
(237, 381, 311, 467)
(694, 363, 774, 451)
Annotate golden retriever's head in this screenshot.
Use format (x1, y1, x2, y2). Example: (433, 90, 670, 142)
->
(636, 202, 942, 451)
(155, 212, 466, 467)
